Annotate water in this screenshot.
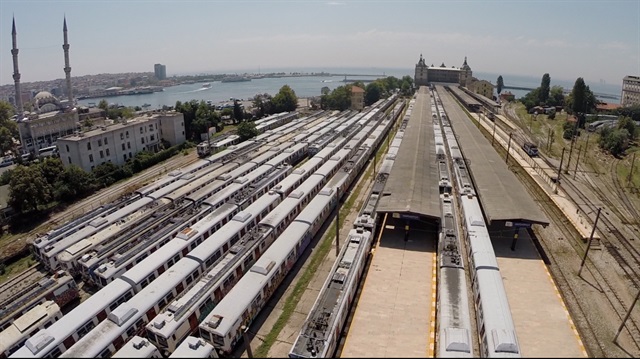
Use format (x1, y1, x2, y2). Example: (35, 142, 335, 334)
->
(77, 68, 411, 110)
(77, 68, 622, 110)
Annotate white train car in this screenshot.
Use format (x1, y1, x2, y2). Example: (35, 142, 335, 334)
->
(145, 145, 349, 354)
(0, 271, 78, 332)
(11, 278, 135, 358)
(458, 194, 520, 358)
(112, 336, 162, 358)
(0, 301, 61, 358)
(92, 203, 239, 288)
(60, 259, 204, 358)
(169, 336, 217, 358)
(289, 227, 372, 358)
(198, 186, 338, 354)
(437, 193, 473, 358)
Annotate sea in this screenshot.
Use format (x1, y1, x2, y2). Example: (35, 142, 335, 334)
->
(76, 67, 623, 111)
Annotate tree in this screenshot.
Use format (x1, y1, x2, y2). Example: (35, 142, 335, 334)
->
(237, 121, 259, 141)
(548, 86, 565, 107)
(364, 82, 383, 106)
(0, 127, 14, 155)
(98, 99, 109, 111)
(321, 86, 330, 95)
(617, 116, 637, 140)
(233, 100, 243, 124)
(252, 93, 273, 118)
(497, 75, 504, 95)
(9, 165, 52, 213)
(539, 73, 550, 104)
(39, 157, 64, 187)
(321, 85, 351, 111)
(272, 85, 298, 112)
(53, 165, 97, 202)
(571, 77, 587, 114)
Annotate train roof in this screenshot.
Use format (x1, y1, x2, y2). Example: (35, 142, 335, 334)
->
(16, 278, 133, 357)
(185, 192, 280, 263)
(201, 221, 310, 337)
(0, 301, 60, 354)
(169, 336, 215, 358)
(112, 336, 159, 358)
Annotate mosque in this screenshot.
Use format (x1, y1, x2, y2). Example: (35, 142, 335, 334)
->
(10, 17, 79, 155)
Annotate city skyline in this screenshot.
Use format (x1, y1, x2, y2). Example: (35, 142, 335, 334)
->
(1, 0, 638, 87)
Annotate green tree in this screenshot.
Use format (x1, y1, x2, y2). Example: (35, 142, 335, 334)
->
(175, 99, 200, 140)
(252, 93, 273, 118)
(9, 165, 52, 213)
(237, 121, 259, 141)
(98, 99, 109, 111)
(272, 85, 298, 112)
(497, 75, 504, 95)
(233, 100, 243, 124)
(39, 157, 64, 187)
(539, 73, 550, 104)
(364, 82, 383, 106)
(617, 116, 637, 140)
(0, 127, 14, 155)
(321, 85, 351, 111)
(53, 165, 97, 202)
(0, 101, 14, 122)
(548, 86, 565, 107)
(599, 127, 629, 157)
(570, 77, 587, 114)
(321, 86, 330, 95)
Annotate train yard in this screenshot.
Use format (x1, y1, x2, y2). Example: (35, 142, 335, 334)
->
(1, 82, 639, 359)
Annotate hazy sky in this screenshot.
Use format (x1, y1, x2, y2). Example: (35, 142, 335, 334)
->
(1, 0, 638, 86)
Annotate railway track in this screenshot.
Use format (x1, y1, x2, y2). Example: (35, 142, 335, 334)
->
(476, 106, 640, 355)
(0, 264, 45, 305)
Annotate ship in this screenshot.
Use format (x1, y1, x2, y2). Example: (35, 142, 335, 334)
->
(221, 75, 251, 83)
(202, 83, 211, 88)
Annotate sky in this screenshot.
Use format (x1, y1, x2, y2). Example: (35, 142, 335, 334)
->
(1, 0, 639, 87)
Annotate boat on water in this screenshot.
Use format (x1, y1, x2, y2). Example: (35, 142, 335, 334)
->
(221, 76, 251, 83)
(202, 83, 211, 88)
(141, 103, 151, 108)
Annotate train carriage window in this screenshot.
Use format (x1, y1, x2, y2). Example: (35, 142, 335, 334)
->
(46, 348, 62, 358)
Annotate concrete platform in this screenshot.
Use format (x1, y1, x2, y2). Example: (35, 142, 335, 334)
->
(472, 112, 600, 242)
(490, 227, 588, 358)
(339, 215, 437, 358)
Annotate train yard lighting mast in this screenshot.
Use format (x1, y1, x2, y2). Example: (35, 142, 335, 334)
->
(614, 288, 640, 343)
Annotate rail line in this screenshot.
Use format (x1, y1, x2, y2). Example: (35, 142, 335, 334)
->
(0, 264, 44, 305)
(478, 104, 640, 354)
(512, 167, 603, 356)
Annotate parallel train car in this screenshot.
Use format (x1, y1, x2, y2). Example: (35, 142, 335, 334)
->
(169, 336, 217, 358)
(200, 97, 396, 355)
(112, 336, 162, 358)
(288, 99, 404, 359)
(0, 301, 61, 358)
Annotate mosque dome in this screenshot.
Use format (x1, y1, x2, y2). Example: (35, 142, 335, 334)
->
(33, 91, 61, 114)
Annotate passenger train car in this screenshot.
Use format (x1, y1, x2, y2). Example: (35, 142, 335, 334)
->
(168, 336, 217, 358)
(434, 87, 520, 358)
(112, 336, 162, 358)
(289, 99, 404, 359)
(200, 97, 398, 355)
(432, 88, 474, 358)
(0, 301, 61, 358)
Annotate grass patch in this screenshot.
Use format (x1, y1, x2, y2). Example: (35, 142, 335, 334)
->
(0, 254, 37, 284)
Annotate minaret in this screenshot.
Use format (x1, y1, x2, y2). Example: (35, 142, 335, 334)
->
(11, 17, 24, 118)
(63, 16, 74, 107)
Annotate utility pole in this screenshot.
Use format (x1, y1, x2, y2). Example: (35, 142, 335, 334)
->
(555, 148, 566, 194)
(573, 145, 582, 180)
(565, 115, 580, 173)
(628, 153, 636, 186)
(578, 207, 601, 276)
(505, 132, 513, 165)
(614, 288, 640, 343)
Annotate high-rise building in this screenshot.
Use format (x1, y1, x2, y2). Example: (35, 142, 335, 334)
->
(154, 63, 167, 80)
(621, 75, 640, 107)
